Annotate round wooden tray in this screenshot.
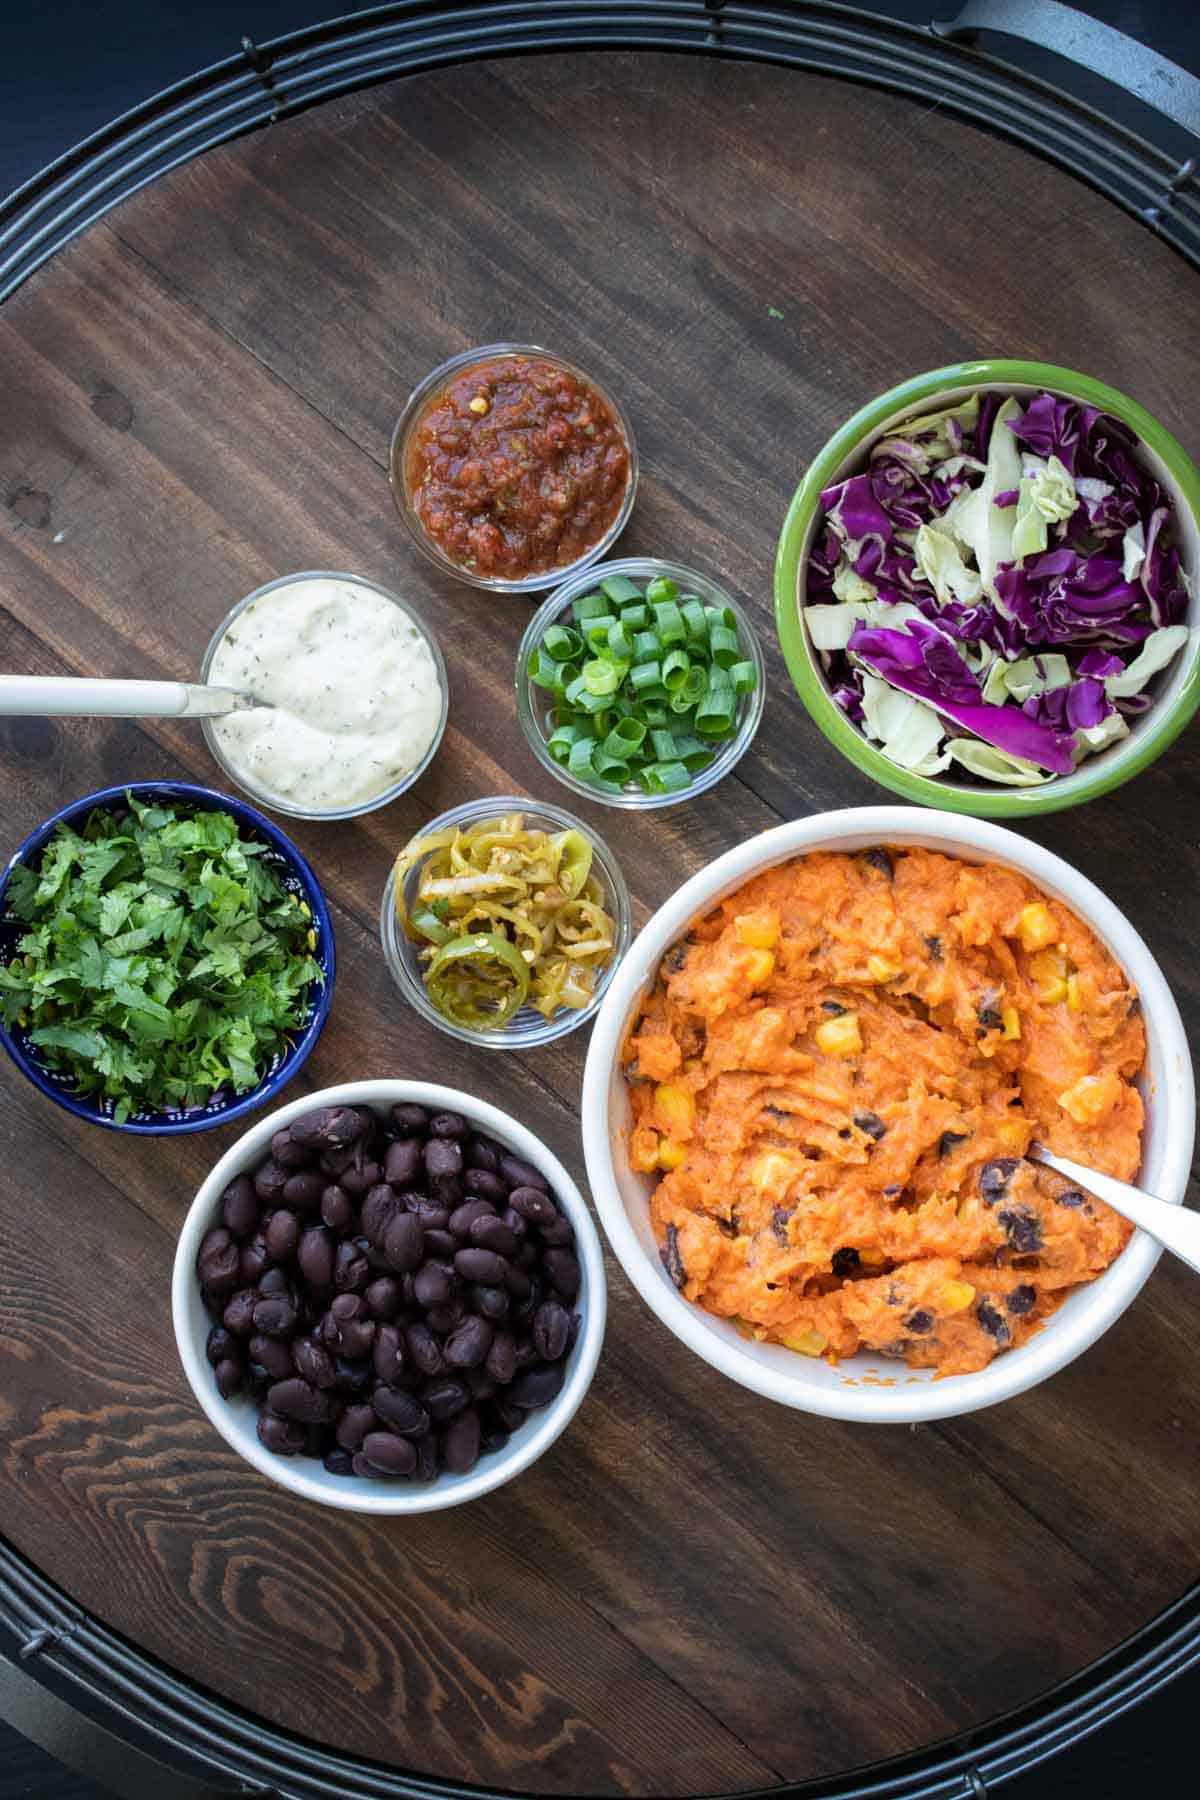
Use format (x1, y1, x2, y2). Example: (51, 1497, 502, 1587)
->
(1, 46, 1197, 1800)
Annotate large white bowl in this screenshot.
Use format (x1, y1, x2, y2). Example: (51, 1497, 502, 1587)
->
(582, 808, 1193, 1423)
(173, 1080, 606, 1511)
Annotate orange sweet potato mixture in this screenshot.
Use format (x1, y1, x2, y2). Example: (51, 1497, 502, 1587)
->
(623, 847, 1142, 1376)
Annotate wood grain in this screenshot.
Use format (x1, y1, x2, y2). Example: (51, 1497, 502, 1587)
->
(0, 49, 1197, 1797)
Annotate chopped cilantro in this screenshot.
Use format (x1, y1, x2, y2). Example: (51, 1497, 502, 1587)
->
(0, 793, 322, 1123)
(767, 305, 784, 320)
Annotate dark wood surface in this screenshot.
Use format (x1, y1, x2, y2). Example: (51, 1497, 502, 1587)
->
(0, 50, 1197, 1799)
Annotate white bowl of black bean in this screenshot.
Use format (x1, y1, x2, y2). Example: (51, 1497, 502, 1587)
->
(173, 1080, 606, 1511)
(582, 807, 1193, 1423)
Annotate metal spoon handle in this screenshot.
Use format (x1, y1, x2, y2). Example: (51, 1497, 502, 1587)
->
(1030, 1143, 1200, 1277)
(0, 676, 250, 719)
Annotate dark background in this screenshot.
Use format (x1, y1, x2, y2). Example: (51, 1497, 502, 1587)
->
(1, 2, 1196, 1796)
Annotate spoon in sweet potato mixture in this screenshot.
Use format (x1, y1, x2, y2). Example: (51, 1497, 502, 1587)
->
(622, 845, 1144, 1377)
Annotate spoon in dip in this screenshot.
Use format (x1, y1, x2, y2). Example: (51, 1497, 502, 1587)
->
(1027, 1142, 1200, 1276)
(0, 675, 260, 718)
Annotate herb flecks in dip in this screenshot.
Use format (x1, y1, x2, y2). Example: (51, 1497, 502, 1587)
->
(405, 354, 630, 580)
(208, 576, 443, 814)
(623, 847, 1141, 1377)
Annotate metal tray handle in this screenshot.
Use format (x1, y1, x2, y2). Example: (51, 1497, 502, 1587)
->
(933, 0, 1200, 137)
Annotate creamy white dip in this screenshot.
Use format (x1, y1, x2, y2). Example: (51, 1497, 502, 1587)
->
(208, 576, 444, 813)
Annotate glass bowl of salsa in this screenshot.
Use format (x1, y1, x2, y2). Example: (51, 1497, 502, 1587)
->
(390, 343, 638, 593)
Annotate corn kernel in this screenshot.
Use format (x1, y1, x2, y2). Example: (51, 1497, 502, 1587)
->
(468, 394, 490, 415)
(630, 1126, 660, 1173)
(735, 911, 780, 950)
(654, 1082, 696, 1139)
(744, 948, 776, 987)
(1057, 1074, 1110, 1125)
(1017, 903, 1056, 952)
(815, 1011, 862, 1057)
(1066, 973, 1082, 1013)
(749, 1149, 798, 1196)
(1028, 948, 1069, 1003)
(657, 1138, 687, 1171)
(1001, 1006, 1021, 1040)
(866, 954, 899, 982)
(782, 1329, 828, 1356)
(939, 1279, 976, 1313)
(858, 1246, 887, 1266)
(999, 1120, 1027, 1150)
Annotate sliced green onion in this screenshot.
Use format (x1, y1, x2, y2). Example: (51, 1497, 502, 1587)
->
(619, 602, 648, 630)
(600, 717, 647, 760)
(639, 760, 690, 794)
(645, 576, 680, 604)
(653, 602, 686, 649)
(573, 592, 607, 621)
(584, 615, 618, 650)
(661, 648, 690, 691)
(543, 624, 583, 662)
(705, 604, 737, 630)
(641, 701, 672, 727)
(568, 737, 597, 777)
(729, 659, 757, 694)
(527, 646, 566, 691)
(547, 724, 583, 764)
(681, 599, 708, 644)
(629, 661, 662, 694)
(631, 631, 660, 664)
(601, 574, 642, 604)
(606, 620, 633, 662)
(582, 657, 627, 697)
(650, 727, 678, 761)
(709, 623, 740, 669)
(694, 685, 736, 737)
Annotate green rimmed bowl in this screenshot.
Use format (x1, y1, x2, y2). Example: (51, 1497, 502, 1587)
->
(774, 360, 1200, 817)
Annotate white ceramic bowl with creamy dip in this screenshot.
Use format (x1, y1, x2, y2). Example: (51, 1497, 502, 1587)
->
(582, 807, 1194, 1424)
(201, 572, 448, 821)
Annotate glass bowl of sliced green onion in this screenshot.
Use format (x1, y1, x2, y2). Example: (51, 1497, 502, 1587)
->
(380, 795, 632, 1049)
(516, 559, 766, 808)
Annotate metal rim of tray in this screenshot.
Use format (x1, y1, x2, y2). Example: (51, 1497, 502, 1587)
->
(1, 4, 1197, 1797)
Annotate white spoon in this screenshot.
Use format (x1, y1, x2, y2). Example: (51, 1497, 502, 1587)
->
(0, 675, 259, 719)
(1028, 1142, 1200, 1277)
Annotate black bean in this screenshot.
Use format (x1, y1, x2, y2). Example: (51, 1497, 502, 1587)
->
(454, 1247, 507, 1284)
(472, 1284, 510, 1321)
(938, 1130, 969, 1157)
(258, 1266, 291, 1298)
(440, 1407, 481, 1475)
(503, 1263, 532, 1301)
(222, 1287, 258, 1338)
(831, 1247, 860, 1279)
(221, 1176, 260, 1238)
(538, 1215, 574, 1247)
(515, 1241, 539, 1270)
(976, 991, 1004, 1032)
(429, 1111, 468, 1140)
(341, 1159, 382, 1200)
(500, 1205, 528, 1240)
(444, 1316, 493, 1370)
(373, 1387, 430, 1438)
(320, 1185, 354, 1233)
(334, 1240, 370, 1292)
(252, 1294, 298, 1339)
(390, 1102, 429, 1136)
(486, 1329, 516, 1385)
(279, 1171, 322, 1215)
(449, 1198, 496, 1239)
(364, 1275, 401, 1319)
(197, 1227, 241, 1297)
(499, 1152, 550, 1193)
(335, 1403, 376, 1450)
(406, 1322, 444, 1377)
(1055, 1188, 1089, 1210)
(361, 1431, 418, 1476)
(506, 1186, 555, 1226)
(464, 1135, 499, 1173)
(297, 1225, 335, 1289)
(413, 1198, 451, 1229)
(319, 1143, 358, 1180)
(903, 1309, 934, 1334)
(334, 1357, 373, 1395)
(924, 934, 943, 962)
(508, 1362, 565, 1409)
(533, 1300, 570, 1362)
(238, 1234, 272, 1285)
(271, 1128, 312, 1171)
(1007, 1283, 1038, 1316)
(258, 1411, 306, 1455)
(384, 1137, 423, 1189)
(267, 1377, 334, 1423)
(351, 1452, 381, 1478)
(853, 1110, 887, 1141)
(246, 1363, 271, 1399)
(372, 1324, 406, 1384)
(362, 1183, 406, 1247)
(205, 1325, 238, 1368)
(249, 1333, 293, 1380)
(323, 1447, 355, 1476)
(424, 1137, 463, 1181)
(861, 846, 894, 878)
(410, 1261, 450, 1310)
(422, 1229, 457, 1258)
(253, 1160, 289, 1203)
(463, 1168, 507, 1205)
(214, 1358, 242, 1398)
(293, 1338, 337, 1388)
(976, 1299, 1011, 1343)
(997, 1206, 1043, 1255)
(290, 1105, 363, 1149)
(265, 1209, 300, 1261)
(470, 1214, 519, 1256)
(543, 1247, 580, 1299)
(491, 1395, 527, 1434)
(426, 1303, 462, 1335)
(821, 999, 847, 1015)
(322, 1296, 375, 1359)
(659, 1225, 686, 1289)
(479, 1415, 510, 1454)
(420, 1376, 471, 1421)
(979, 1158, 1019, 1203)
(383, 1211, 425, 1273)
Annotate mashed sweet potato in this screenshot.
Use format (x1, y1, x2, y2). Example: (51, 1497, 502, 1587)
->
(624, 846, 1141, 1376)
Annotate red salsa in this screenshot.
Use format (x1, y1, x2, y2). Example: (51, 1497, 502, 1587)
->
(404, 354, 631, 580)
